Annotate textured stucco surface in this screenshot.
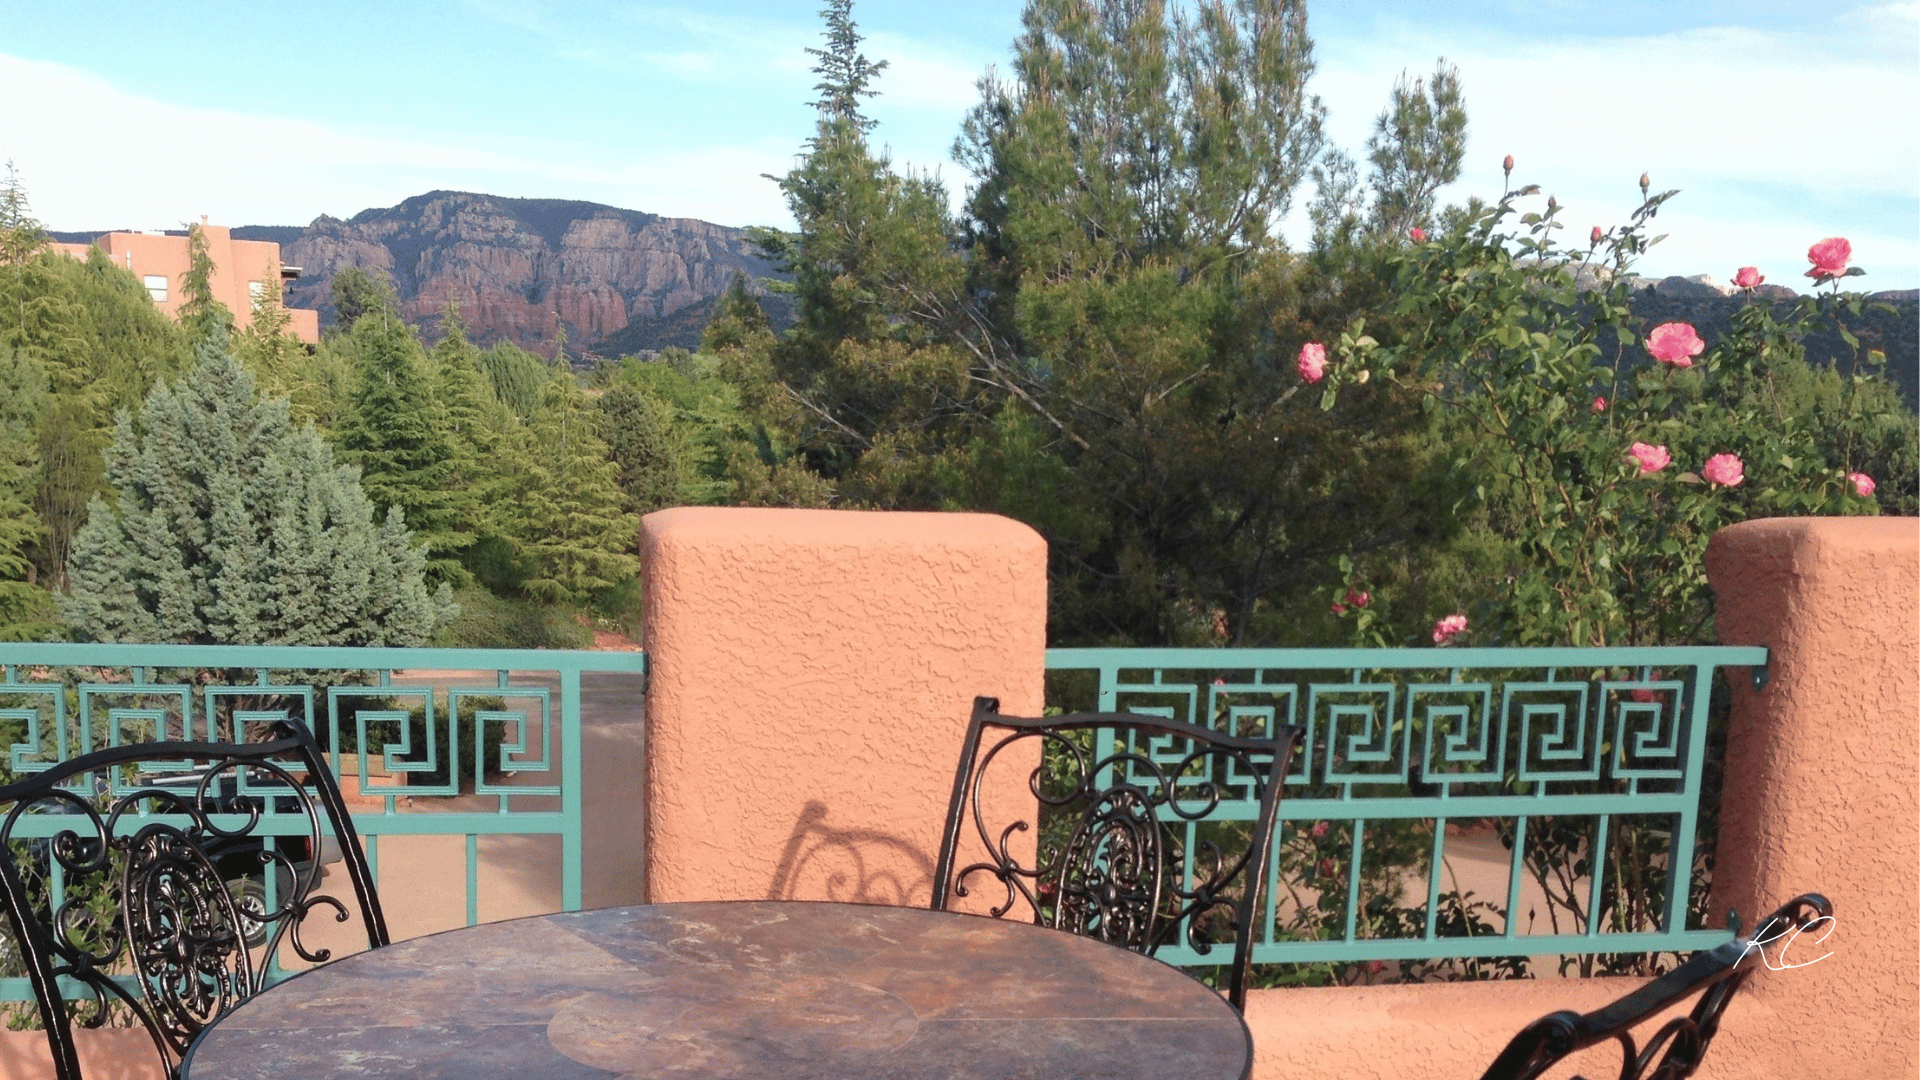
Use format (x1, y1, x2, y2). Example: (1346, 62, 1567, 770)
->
(640, 508, 1047, 907)
(1704, 515, 1920, 1077)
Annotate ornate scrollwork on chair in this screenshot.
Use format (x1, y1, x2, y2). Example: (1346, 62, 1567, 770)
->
(0, 721, 388, 1080)
(1479, 892, 1834, 1080)
(932, 695, 1305, 1012)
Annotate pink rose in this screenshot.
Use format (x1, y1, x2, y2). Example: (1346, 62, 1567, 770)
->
(1702, 453, 1744, 487)
(1627, 442, 1671, 474)
(1733, 266, 1764, 289)
(1432, 614, 1468, 644)
(1591, 396, 1607, 412)
(1847, 471, 1876, 497)
(1805, 237, 1851, 280)
(1317, 858, 1337, 877)
(1409, 227, 1426, 242)
(1646, 322, 1705, 367)
(1297, 342, 1327, 383)
(1345, 589, 1370, 609)
(1311, 821, 1329, 838)
(1631, 670, 1662, 704)
(1590, 226, 1603, 245)
(1329, 600, 1347, 615)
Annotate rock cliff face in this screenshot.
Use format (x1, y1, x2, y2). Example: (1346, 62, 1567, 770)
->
(270, 191, 786, 358)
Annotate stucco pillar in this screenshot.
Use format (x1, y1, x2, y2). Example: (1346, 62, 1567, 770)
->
(639, 508, 1047, 906)
(1705, 516, 1918, 1077)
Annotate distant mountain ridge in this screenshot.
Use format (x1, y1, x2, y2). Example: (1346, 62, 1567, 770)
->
(48, 192, 793, 359)
(76, 191, 788, 359)
(272, 190, 791, 358)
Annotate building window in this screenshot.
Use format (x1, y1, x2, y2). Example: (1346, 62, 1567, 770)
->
(143, 275, 168, 303)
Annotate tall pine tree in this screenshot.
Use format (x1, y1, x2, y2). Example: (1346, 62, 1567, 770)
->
(506, 359, 634, 604)
(335, 311, 475, 585)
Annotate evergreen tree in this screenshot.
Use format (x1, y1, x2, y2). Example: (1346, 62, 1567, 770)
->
(597, 382, 688, 515)
(235, 258, 308, 397)
(61, 338, 451, 646)
(506, 363, 635, 604)
(0, 172, 188, 589)
(478, 340, 549, 420)
(0, 344, 55, 639)
(328, 267, 395, 333)
(1363, 60, 1469, 239)
(177, 223, 235, 349)
(335, 312, 475, 585)
(431, 303, 521, 548)
(807, 0, 888, 131)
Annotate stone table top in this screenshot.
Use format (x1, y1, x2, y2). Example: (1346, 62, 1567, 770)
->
(181, 900, 1251, 1080)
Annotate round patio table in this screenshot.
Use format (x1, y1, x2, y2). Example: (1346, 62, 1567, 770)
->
(181, 900, 1252, 1080)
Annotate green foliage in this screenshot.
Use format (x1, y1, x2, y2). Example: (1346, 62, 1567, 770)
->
(0, 344, 56, 640)
(596, 382, 693, 514)
(335, 312, 476, 585)
(0, 176, 188, 592)
(478, 340, 549, 420)
(503, 364, 637, 604)
(1363, 60, 1468, 239)
(328, 266, 395, 333)
(61, 339, 453, 646)
(432, 586, 592, 650)
(177, 222, 235, 349)
(807, 0, 887, 131)
(1322, 179, 1914, 647)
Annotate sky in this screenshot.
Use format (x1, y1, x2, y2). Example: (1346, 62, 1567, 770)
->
(1, 1, 1914, 290)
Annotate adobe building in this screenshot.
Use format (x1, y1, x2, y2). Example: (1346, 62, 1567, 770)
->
(53, 219, 320, 344)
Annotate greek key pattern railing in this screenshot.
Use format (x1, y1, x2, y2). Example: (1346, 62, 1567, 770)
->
(0, 643, 645, 1002)
(1045, 646, 1767, 968)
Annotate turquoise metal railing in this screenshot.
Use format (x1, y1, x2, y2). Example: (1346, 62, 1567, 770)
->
(0, 643, 645, 1002)
(1046, 646, 1767, 968)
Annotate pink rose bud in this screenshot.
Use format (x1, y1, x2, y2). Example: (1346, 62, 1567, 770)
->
(1590, 226, 1603, 245)
(1733, 266, 1764, 289)
(1847, 471, 1876, 497)
(1409, 226, 1426, 242)
(1345, 589, 1370, 609)
(1503, 154, 1514, 174)
(1297, 341, 1327, 383)
(1627, 442, 1671, 474)
(1702, 453, 1745, 487)
(1805, 237, 1852, 280)
(1630, 687, 1657, 703)
(1646, 321, 1705, 367)
(1432, 614, 1468, 643)
(1639, 172, 1650, 194)
(1317, 858, 1337, 877)
(1591, 396, 1607, 412)
(1330, 601, 1347, 615)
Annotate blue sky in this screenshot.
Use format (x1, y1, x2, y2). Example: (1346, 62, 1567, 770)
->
(1, 0, 1914, 289)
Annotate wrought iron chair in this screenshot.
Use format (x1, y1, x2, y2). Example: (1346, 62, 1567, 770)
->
(1479, 892, 1833, 1080)
(932, 695, 1305, 1012)
(0, 721, 388, 1080)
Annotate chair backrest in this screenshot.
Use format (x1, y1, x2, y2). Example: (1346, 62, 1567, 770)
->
(932, 695, 1305, 1011)
(1479, 892, 1833, 1080)
(0, 720, 388, 1080)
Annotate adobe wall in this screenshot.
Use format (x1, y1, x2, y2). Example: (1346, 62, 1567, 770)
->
(1703, 515, 1919, 1076)
(638, 507, 1047, 907)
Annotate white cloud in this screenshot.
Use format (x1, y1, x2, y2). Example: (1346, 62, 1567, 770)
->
(1308, 10, 1918, 283)
(0, 53, 795, 230)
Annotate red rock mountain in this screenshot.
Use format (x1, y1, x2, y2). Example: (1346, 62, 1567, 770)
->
(268, 191, 789, 357)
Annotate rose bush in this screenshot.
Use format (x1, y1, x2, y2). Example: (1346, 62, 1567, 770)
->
(1316, 172, 1911, 648)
